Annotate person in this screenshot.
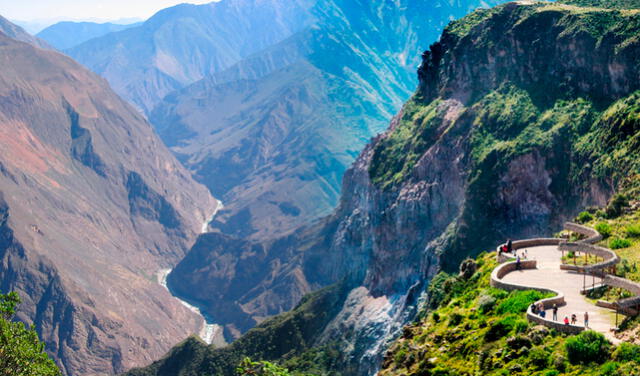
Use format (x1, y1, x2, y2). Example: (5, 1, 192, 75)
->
(523, 249, 528, 259)
(571, 314, 577, 325)
(516, 255, 521, 270)
(564, 316, 570, 325)
(538, 302, 545, 318)
(584, 311, 589, 327)
(552, 304, 558, 321)
(507, 239, 513, 253)
(530, 303, 538, 314)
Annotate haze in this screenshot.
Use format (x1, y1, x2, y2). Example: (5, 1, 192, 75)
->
(0, 0, 216, 22)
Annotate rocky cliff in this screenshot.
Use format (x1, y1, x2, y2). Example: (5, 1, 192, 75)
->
(0, 28, 217, 375)
(136, 1, 640, 375)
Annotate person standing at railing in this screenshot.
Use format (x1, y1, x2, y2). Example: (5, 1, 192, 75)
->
(507, 239, 513, 253)
(516, 255, 521, 270)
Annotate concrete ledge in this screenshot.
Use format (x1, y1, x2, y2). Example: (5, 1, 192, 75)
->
(559, 242, 619, 272)
(565, 222, 603, 244)
(597, 300, 639, 316)
(496, 238, 562, 262)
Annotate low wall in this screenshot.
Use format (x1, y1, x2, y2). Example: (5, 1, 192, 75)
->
(490, 260, 584, 334)
(559, 243, 619, 272)
(564, 222, 603, 244)
(596, 300, 639, 316)
(496, 238, 562, 262)
(604, 275, 640, 295)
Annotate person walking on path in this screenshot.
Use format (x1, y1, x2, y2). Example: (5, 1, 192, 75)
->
(584, 311, 589, 328)
(552, 304, 558, 321)
(516, 255, 521, 270)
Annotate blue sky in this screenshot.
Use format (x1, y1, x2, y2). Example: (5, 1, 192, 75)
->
(0, 0, 215, 22)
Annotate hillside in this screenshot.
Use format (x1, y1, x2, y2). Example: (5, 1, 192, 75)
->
(150, 0, 499, 241)
(37, 21, 140, 50)
(0, 27, 217, 375)
(129, 1, 640, 375)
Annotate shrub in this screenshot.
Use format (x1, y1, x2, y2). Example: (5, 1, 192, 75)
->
(0, 292, 61, 376)
(595, 222, 612, 238)
(600, 361, 620, 376)
(565, 330, 611, 364)
(612, 342, 640, 362)
(529, 346, 550, 369)
(448, 312, 464, 327)
(237, 358, 293, 376)
(577, 211, 594, 223)
(496, 290, 547, 314)
(477, 294, 496, 313)
(544, 371, 559, 376)
(606, 194, 628, 218)
(609, 237, 632, 250)
(625, 224, 640, 238)
(484, 315, 524, 342)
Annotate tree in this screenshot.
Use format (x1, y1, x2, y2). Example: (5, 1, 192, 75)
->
(237, 358, 295, 376)
(0, 292, 61, 376)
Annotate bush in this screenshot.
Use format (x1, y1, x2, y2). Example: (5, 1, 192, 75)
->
(484, 315, 525, 342)
(496, 290, 547, 314)
(609, 237, 632, 250)
(237, 358, 293, 376)
(565, 330, 611, 364)
(626, 224, 640, 238)
(529, 346, 550, 369)
(606, 194, 628, 218)
(0, 292, 61, 376)
(595, 222, 612, 238)
(448, 312, 464, 327)
(612, 342, 640, 362)
(477, 294, 496, 313)
(600, 361, 620, 376)
(577, 211, 594, 223)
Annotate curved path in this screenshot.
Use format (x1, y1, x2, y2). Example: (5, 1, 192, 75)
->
(501, 245, 618, 341)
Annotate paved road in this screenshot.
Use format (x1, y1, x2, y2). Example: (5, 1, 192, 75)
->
(501, 245, 619, 342)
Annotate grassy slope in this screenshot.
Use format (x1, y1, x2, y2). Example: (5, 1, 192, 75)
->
(378, 250, 640, 376)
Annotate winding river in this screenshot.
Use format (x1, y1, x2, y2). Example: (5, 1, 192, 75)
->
(156, 200, 226, 346)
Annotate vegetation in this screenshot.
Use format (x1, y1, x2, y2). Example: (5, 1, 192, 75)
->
(125, 284, 349, 376)
(379, 253, 640, 376)
(0, 292, 61, 376)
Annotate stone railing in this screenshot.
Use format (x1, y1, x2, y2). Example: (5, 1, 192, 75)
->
(564, 222, 603, 244)
(559, 243, 620, 272)
(496, 238, 562, 263)
(490, 259, 583, 334)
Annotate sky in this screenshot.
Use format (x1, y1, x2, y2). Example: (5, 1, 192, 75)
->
(0, 0, 216, 23)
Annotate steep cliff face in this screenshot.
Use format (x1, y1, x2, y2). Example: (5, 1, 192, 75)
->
(0, 30, 217, 375)
(141, 1, 640, 375)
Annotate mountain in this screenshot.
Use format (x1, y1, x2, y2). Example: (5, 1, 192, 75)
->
(157, 0, 507, 338)
(0, 24, 218, 376)
(37, 21, 141, 50)
(66, 0, 315, 113)
(0, 15, 50, 49)
(127, 0, 640, 374)
(150, 0, 504, 241)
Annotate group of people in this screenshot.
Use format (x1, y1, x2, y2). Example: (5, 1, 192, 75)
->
(499, 239, 529, 270)
(531, 303, 589, 327)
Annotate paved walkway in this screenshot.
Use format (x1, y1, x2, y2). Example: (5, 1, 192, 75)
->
(501, 245, 619, 342)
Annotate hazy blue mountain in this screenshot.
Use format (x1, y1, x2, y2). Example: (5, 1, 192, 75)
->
(151, 0, 504, 241)
(0, 15, 50, 49)
(67, 0, 315, 113)
(37, 21, 141, 50)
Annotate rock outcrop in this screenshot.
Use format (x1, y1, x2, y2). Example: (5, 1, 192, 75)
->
(0, 28, 217, 375)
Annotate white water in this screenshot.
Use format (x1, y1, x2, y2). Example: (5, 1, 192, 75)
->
(156, 200, 226, 345)
(201, 200, 224, 234)
(156, 269, 224, 345)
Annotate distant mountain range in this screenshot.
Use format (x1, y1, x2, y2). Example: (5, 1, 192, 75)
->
(68, 0, 502, 244)
(37, 21, 141, 50)
(0, 20, 217, 375)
